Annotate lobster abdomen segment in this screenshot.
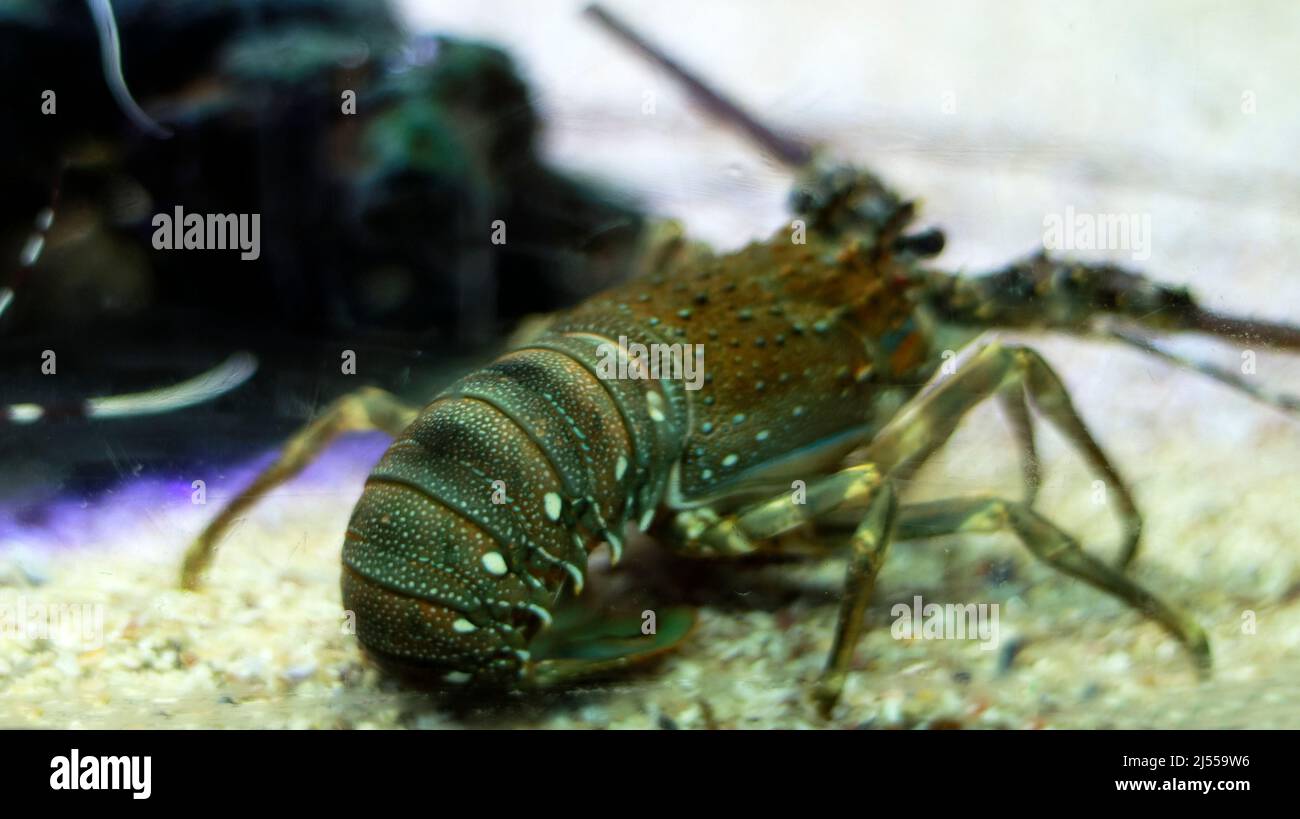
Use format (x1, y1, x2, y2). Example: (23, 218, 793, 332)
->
(342, 335, 682, 678)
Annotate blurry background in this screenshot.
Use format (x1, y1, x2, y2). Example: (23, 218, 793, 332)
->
(1, 0, 1298, 728)
(432, 0, 1299, 262)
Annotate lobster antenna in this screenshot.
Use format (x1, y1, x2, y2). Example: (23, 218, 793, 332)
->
(1184, 305, 1300, 350)
(584, 4, 812, 167)
(86, 0, 172, 138)
(3, 352, 258, 425)
(584, 4, 943, 255)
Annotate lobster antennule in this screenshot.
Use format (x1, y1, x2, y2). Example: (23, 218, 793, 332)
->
(1093, 280, 1300, 416)
(921, 253, 1300, 415)
(1105, 326, 1300, 414)
(1104, 300, 1300, 415)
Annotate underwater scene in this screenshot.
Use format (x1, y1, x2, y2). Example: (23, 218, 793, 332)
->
(1, 0, 1299, 734)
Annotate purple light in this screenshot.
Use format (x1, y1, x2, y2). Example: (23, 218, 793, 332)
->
(0, 432, 392, 556)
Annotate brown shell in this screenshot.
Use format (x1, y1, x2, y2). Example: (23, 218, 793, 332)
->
(556, 228, 933, 503)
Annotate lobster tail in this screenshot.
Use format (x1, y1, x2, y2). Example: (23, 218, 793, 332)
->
(342, 329, 687, 682)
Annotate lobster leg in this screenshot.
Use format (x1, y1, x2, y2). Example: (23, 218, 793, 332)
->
(667, 469, 899, 714)
(812, 481, 898, 715)
(813, 493, 1207, 715)
(668, 463, 885, 556)
(667, 340, 1199, 713)
(709, 342, 1134, 562)
(180, 386, 419, 589)
(997, 380, 1042, 506)
(893, 495, 1211, 669)
(810, 380, 1040, 534)
(867, 341, 1143, 569)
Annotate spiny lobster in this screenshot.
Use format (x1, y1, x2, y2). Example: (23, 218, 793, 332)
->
(178, 6, 1300, 715)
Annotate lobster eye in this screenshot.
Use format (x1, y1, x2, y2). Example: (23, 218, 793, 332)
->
(893, 228, 945, 258)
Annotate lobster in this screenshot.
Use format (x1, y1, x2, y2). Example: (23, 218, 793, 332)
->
(178, 6, 1300, 715)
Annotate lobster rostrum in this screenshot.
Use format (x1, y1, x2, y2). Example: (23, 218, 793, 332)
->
(178, 11, 1300, 715)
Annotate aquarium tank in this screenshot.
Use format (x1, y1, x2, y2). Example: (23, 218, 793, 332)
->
(1, 0, 1298, 761)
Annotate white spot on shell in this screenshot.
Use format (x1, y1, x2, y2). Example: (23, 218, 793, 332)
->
(638, 508, 656, 531)
(722, 454, 739, 468)
(444, 671, 472, 684)
(646, 391, 666, 422)
(544, 492, 563, 521)
(615, 455, 628, 481)
(453, 618, 477, 633)
(481, 551, 508, 576)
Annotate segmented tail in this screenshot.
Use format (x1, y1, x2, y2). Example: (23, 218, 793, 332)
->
(342, 328, 683, 680)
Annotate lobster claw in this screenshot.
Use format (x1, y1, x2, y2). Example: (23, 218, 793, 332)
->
(527, 604, 696, 687)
